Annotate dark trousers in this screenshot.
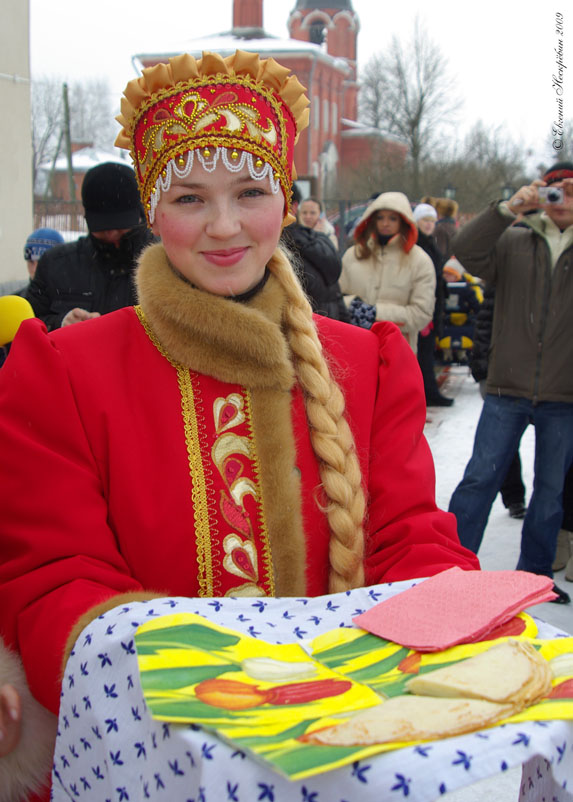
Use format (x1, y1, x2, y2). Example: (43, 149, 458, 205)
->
(417, 332, 442, 402)
(500, 452, 526, 508)
(563, 464, 573, 531)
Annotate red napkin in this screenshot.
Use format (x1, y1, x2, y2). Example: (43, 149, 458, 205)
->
(353, 568, 557, 651)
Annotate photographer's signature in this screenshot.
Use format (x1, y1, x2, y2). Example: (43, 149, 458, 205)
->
(552, 12, 566, 151)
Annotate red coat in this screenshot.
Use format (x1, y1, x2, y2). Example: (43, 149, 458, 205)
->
(0, 303, 478, 715)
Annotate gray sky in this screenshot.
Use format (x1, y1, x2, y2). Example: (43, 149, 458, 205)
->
(30, 0, 566, 163)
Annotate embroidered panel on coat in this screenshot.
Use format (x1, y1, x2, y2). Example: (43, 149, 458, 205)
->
(186, 374, 275, 598)
(134, 305, 275, 598)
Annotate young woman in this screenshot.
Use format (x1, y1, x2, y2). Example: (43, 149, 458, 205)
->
(298, 196, 338, 249)
(339, 192, 437, 351)
(0, 50, 478, 797)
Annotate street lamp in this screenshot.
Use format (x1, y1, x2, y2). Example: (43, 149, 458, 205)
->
(444, 184, 456, 200)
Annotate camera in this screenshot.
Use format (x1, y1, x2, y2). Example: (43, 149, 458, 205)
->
(538, 186, 564, 204)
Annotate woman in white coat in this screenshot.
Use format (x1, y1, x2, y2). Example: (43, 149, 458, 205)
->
(340, 192, 436, 351)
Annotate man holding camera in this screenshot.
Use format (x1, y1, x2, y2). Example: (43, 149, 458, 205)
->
(448, 161, 573, 603)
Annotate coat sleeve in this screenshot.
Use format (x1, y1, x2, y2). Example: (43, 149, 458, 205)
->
(25, 258, 66, 331)
(452, 203, 515, 283)
(0, 321, 145, 713)
(339, 247, 358, 305)
(364, 323, 480, 583)
(374, 249, 436, 334)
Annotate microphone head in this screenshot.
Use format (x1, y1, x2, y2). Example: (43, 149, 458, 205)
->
(0, 295, 34, 346)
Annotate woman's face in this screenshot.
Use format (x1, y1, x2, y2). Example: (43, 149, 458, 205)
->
(374, 210, 401, 237)
(152, 154, 284, 296)
(299, 199, 321, 229)
(417, 216, 436, 236)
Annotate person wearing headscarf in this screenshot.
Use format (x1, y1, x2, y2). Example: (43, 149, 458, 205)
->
(339, 192, 436, 352)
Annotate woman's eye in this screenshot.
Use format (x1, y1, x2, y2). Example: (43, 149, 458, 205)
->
(241, 188, 265, 198)
(176, 194, 201, 204)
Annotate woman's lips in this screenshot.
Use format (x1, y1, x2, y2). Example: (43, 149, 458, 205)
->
(202, 247, 248, 266)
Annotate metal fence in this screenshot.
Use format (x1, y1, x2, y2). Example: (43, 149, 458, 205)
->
(33, 200, 87, 238)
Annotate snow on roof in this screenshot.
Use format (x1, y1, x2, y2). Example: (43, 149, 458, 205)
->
(38, 146, 130, 173)
(134, 31, 350, 74)
(340, 119, 404, 145)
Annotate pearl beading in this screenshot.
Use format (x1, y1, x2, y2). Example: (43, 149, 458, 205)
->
(149, 147, 281, 223)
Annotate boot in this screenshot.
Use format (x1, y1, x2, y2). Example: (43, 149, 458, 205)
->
(553, 529, 573, 571)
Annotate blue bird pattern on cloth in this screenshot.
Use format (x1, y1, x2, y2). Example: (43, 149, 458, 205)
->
(51, 581, 573, 802)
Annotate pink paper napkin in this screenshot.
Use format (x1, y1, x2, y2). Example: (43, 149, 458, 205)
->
(353, 568, 556, 651)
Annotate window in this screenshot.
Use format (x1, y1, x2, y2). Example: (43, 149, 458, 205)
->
(309, 21, 326, 45)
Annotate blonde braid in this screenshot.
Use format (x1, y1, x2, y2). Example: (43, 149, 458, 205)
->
(268, 248, 367, 592)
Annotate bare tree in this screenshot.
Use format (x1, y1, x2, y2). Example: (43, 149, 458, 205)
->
(419, 122, 528, 213)
(31, 76, 117, 189)
(69, 79, 117, 149)
(31, 77, 64, 183)
(358, 18, 461, 197)
(336, 121, 528, 216)
(358, 55, 386, 130)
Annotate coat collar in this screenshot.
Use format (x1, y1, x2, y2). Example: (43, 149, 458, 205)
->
(136, 244, 295, 391)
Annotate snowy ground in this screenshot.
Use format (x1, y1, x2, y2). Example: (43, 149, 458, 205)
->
(422, 366, 572, 802)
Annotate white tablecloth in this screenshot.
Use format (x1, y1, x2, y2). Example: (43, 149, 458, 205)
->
(51, 579, 573, 801)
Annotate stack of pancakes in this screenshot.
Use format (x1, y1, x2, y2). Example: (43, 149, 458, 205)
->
(307, 640, 552, 746)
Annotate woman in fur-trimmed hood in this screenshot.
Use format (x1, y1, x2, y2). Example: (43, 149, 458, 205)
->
(340, 191, 437, 351)
(0, 51, 478, 801)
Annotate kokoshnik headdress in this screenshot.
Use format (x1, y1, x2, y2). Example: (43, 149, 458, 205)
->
(115, 50, 310, 225)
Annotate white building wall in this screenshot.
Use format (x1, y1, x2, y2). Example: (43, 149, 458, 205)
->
(0, 0, 33, 284)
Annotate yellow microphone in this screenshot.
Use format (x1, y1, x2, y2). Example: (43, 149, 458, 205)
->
(0, 295, 35, 346)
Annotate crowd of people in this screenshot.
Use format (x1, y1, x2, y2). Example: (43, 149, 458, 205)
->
(0, 48, 572, 801)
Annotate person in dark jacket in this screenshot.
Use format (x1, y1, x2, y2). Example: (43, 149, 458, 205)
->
(434, 198, 459, 260)
(413, 203, 453, 406)
(449, 161, 573, 603)
(27, 163, 154, 330)
(281, 185, 350, 323)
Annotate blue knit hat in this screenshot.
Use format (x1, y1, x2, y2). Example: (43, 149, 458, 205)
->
(24, 228, 64, 261)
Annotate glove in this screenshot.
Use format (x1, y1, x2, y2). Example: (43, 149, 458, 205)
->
(349, 297, 377, 329)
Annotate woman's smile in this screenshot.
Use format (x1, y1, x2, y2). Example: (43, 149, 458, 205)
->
(201, 247, 250, 267)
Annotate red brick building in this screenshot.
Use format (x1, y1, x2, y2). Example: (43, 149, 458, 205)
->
(135, 0, 406, 199)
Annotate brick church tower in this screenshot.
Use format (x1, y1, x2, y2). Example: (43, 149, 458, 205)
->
(233, 0, 264, 34)
(288, 0, 360, 120)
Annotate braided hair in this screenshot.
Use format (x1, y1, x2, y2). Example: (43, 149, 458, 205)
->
(267, 247, 367, 592)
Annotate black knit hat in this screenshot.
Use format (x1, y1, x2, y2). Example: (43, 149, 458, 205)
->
(81, 162, 143, 232)
(543, 161, 573, 185)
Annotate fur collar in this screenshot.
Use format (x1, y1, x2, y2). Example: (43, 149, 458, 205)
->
(136, 244, 295, 391)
